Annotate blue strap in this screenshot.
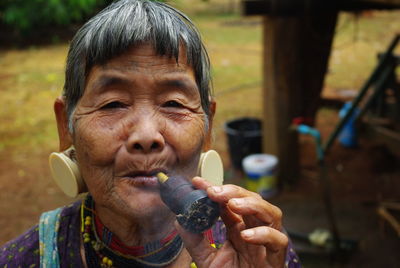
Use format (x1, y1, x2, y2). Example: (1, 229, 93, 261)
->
(39, 207, 63, 268)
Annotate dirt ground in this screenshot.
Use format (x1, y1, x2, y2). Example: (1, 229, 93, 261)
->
(275, 138, 400, 268)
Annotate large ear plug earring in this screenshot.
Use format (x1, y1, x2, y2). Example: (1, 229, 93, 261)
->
(49, 147, 87, 198)
(198, 150, 224, 186)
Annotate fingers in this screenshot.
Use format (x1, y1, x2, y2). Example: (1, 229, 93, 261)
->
(241, 226, 289, 268)
(203, 183, 282, 229)
(175, 221, 216, 266)
(219, 202, 244, 228)
(228, 197, 283, 230)
(207, 183, 261, 203)
(191, 177, 288, 267)
(193, 177, 283, 229)
(241, 226, 288, 268)
(241, 226, 288, 252)
(192, 176, 213, 189)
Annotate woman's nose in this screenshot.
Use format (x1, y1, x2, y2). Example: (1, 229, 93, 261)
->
(126, 119, 165, 154)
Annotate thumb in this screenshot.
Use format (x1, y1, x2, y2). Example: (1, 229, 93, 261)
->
(175, 221, 216, 267)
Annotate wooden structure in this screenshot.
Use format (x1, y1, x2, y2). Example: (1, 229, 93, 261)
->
(241, 0, 400, 184)
(378, 202, 400, 238)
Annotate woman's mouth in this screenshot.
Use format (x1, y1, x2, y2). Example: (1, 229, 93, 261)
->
(119, 170, 167, 187)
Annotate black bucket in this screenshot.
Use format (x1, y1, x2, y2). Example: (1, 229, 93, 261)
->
(224, 117, 262, 170)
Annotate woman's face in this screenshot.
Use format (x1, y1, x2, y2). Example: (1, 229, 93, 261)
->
(71, 44, 210, 220)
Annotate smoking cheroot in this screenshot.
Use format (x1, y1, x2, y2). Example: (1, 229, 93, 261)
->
(156, 172, 220, 233)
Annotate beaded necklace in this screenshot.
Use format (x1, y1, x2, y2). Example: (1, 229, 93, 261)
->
(81, 195, 184, 268)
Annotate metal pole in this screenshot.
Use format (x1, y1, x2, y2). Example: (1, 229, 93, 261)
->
(356, 65, 394, 120)
(323, 35, 400, 153)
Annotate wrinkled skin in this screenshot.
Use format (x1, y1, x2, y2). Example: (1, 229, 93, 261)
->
(179, 177, 288, 268)
(55, 43, 287, 267)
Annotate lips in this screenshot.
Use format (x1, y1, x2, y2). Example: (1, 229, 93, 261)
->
(118, 169, 167, 187)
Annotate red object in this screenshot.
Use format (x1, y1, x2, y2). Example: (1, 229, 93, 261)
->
(292, 117, 315, 126)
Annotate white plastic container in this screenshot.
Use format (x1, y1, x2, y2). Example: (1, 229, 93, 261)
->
(242, 154, 278, 199)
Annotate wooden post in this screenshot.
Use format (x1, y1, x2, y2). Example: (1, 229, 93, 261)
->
(262, 12, 338, 184)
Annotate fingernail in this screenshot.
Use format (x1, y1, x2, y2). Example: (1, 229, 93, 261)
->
(241, 229, 254, 238)
(212, 186, 222, 193)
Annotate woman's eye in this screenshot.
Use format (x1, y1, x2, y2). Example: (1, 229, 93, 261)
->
(100, 101, 126, 110)
(163, 100, 184, 108)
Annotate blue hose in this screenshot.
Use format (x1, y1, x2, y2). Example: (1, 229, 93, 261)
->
(295, 124, 324, 161)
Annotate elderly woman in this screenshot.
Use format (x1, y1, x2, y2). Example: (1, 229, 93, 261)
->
(0, 0, 300, 267)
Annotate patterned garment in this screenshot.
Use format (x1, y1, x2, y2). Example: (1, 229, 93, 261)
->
(0, 200, 301, 267)
(1, 201, 83, 268)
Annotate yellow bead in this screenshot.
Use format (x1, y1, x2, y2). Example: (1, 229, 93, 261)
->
(83, 233, 89, 238)
(85, 217, 91, 225)
(84, 238, 90, 243)
(107, 259, 113, 266)
(102, 257, 108, 264)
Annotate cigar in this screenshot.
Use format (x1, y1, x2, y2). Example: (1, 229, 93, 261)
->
(156, 172, 220, 233)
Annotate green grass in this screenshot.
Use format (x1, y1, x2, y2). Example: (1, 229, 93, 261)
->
(0, 44, 68, 157)
(326, 11, 400, 91)
(193, 14, 263, 93)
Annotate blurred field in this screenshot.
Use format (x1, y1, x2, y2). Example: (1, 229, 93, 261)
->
(1, 1, 400, 265)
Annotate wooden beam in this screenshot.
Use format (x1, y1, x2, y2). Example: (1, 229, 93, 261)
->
(242, 0, 400, 16)
(378, 206, 400, 237)
(361, 122, 400, 153)
(341, 0, 400, 10)
(350, 0, 400, 6)
(262, 12, 338, 184)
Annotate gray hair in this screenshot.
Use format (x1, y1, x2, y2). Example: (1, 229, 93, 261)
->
(63, 0, 212, 131)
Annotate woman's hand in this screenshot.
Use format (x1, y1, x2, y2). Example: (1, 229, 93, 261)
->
(176, 177, 288, 268)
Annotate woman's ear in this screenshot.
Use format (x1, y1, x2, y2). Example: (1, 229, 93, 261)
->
(54, 97, 73, 151)
(203, 99, 216, 151)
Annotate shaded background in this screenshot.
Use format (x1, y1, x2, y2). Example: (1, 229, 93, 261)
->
(1, 0, 400, 266)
